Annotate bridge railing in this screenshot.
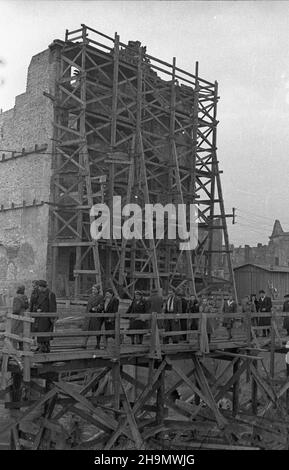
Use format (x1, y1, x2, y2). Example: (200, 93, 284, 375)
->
(1, 309, 289, 369)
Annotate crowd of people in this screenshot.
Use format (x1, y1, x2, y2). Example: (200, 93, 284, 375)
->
(83, 285, 289, 348)
(10, 280, 289, 353)
(82, 286, 241, 349)
(12, 280, 56, 353)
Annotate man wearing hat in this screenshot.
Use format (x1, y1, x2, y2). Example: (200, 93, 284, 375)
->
(222, 293, 237, 340)
(283, 294, 289, 336)
(31, 280, 57, 353)
(30, 280, 39, 313)
(164, 289, 182, 344)
(102, 288, 119, 344)
(257, 289, 272, 337)
(127, 290, 148, 345)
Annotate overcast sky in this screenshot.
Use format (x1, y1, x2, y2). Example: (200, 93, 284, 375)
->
(1, 0, 289, 247)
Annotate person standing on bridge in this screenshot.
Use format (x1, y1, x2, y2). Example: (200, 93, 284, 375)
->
(102, 288, 119, 345)
(12, 285, 29, 350)
(31, 280, 57, 353)
(164, 289, 182, 344)
(187, 294, 200, 331)
(222, 293, 237, 340)
(257, 289, 272, 337)
(82, 284, 104, 349)
(127, 290, 148, 345)
(147, 287, 164, 330)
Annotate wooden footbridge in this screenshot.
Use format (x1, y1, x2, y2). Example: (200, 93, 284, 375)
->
(0, 302, 289, 450)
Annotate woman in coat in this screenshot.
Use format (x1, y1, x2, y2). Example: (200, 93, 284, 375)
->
(12, 285, 29, 350)
(199, 297, 213, 343)
(82, 284, 104, 349)
(187, 294, 200, 331)
(127, 291, 148, 345)
(102, 289, 119, 340)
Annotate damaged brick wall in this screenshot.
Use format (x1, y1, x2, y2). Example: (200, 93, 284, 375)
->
(0, 47, 58, 303)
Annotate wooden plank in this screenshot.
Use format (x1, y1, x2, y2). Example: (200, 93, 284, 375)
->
(54, 368, 110, 424)
(12, 426, 21, 450)
(121, 370, 146, 391)
(250, 363, 277, 404)
(157, 439, 260, 451)
(251, 359, 258, 415)
(166, 358, 209, 406)
(23, 311, 32, 383)
(270, 325, 275, 378)
(0, 313, 12, 390)
(215, 359, 248, 402)
(192, 356, 227, 428)
(32, 394, 58, 449)
(251, 326, 261, 349)
(0, 355, 8, 390)
(164, 368, 195, 399)
(156, 369, 165, 427)
(232, 358, 241, 416)
(2, 332, 34, 344)
(133, 359, 167, 415)
(70, 405, 113, 435)
(54, 381, 119, 431)
(121, 380, 145, 449)
(7, 314, 34, 323)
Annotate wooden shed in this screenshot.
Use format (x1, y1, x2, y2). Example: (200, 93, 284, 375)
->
(234, 263, 289, 301)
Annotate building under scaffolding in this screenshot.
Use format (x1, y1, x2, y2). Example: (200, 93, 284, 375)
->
(0, 24, 235, 301)
(1, 25, 289, 452)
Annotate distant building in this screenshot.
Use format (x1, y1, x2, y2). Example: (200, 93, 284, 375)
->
(234, 263, 289, 300)
(225, 220, 289, 269)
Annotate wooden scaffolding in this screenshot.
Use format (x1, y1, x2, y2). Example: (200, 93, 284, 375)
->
(48, 24, 236, 299)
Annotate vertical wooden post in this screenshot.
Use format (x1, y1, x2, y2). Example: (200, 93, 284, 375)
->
(156, 368, 165, 426)
(213, 82, 237, 301)
(149, 312, 157, 383)
(232, 358, 240, 416)
(113, 311, 121, 410)
(286, 364, 289, 412)
(23, 312, 32, 383)
(270, 324, 275, 379)
(251, 359, 258, 415)
(1, 312, 12, 390)
(246, 311, 252, 383)
(107, 33, 120, 281)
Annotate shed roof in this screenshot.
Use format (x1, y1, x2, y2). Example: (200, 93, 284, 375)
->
(234, 263, 289, 273)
